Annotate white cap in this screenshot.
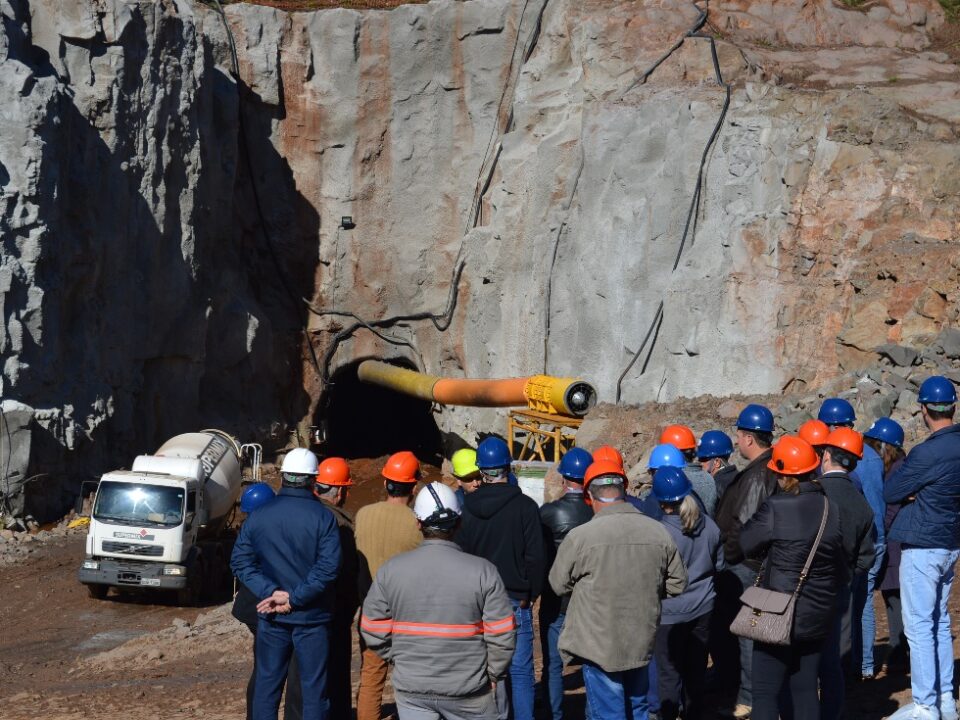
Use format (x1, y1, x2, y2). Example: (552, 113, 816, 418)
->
(413, 482, 461, 525)
(281, 448, 319, 475)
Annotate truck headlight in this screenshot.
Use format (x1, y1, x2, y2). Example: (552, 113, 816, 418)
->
(163, 565, 186, 576)
(82, 560, 99, 570)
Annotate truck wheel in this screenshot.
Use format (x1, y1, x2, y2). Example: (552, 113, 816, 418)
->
(86, 584, 109, 600)
(176, 569, 202, 607)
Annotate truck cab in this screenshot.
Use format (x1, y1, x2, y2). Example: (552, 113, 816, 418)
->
(79, 469, 205, 598)
(78, 431, 244, 605)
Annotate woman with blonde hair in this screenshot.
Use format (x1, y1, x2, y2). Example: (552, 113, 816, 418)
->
(652, 466, 724, 720)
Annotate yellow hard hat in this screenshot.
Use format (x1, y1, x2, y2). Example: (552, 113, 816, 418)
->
(451, 448, 480, 479)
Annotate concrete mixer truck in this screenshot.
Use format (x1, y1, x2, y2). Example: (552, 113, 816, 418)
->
(78, 430, 251, 606)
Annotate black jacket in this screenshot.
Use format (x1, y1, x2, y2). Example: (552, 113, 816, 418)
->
(231, 581, 259, 630)
(715, 450, 778, 568)
(540, 490, 593, 613)
(740, 482, 846, 642)
(714, 464, 739, 497)
(457, 482, 545, 601)
(815, 472, 877, 580)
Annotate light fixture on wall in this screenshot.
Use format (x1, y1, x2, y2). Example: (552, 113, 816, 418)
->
(340, 216, 356, 230)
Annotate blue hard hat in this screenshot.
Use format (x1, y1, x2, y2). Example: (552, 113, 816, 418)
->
(647, 444, 686, 470)
(557, 447, 593, 481)
(240, 483, 275, 514)
(697, 430, 734, 460)
(817, 398, 856, 426)
(737, 404, 774, 433)
(476, 437, 512, 470)
(863, 417, 904, 449)
(918, 376, 958, 406)
(652, 466, 692, 503)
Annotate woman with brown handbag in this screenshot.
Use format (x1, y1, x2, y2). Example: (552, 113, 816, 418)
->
(738, 436, 847, 720)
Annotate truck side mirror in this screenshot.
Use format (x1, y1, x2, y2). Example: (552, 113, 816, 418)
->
(75, 479, 100, 517)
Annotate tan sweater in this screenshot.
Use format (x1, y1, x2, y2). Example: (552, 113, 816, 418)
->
(355, 501, 422, 578)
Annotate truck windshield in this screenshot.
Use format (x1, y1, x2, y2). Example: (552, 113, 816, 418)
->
(93, 483, 185, 528)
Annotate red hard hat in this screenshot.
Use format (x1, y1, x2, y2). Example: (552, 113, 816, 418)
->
(592, 445, 624, 469)
(382, 451, 420, 483)
(767, 436, 820, 476)
(798, 419, 829, 448)
(824, 427, 864, 459)
(659, 425, 696, 451)
(316, 457, 353, 487)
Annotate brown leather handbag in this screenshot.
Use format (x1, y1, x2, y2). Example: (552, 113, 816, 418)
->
(730, 497, 829, 646)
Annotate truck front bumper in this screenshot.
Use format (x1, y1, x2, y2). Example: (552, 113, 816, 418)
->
(79, 557, 188, 590)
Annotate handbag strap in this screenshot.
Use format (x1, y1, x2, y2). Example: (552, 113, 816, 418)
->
(794, 496, 830, 594)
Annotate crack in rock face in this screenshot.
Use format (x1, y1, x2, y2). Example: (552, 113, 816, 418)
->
(0, 0, 958, 516)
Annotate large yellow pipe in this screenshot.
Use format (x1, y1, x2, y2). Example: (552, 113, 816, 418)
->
(356, 360, 597, 417)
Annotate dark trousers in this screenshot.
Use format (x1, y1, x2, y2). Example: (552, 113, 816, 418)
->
(882, 589, 907, 664)
(327, 613, 354, 719)
(254, 618, 330, 720)
(653, 612, 711, 720)
(819, 581, 852, 720)
(752, 640, 823, 720)
(714, 564, 757, 705)
(244, 625, 302, 720)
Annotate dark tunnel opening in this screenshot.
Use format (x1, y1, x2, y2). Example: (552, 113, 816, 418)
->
(319, 359, 443, 464)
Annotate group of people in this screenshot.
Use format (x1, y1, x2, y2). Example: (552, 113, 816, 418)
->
(228, 373, 960, 720)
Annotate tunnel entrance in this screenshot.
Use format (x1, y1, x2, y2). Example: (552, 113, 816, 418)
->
(319, 359, 443, 464)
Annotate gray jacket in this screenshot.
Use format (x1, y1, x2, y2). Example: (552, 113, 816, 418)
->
(360, 539, 516, 698)
(686, 463, 718, 517)
(549, 503, 687, 672)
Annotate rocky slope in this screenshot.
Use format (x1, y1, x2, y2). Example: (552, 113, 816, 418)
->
(0, 0, 958, 515)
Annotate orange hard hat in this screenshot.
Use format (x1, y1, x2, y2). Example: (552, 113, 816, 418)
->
(316, 457, 353, 487)
(798, 419, 829, 448)
(767, 436, 820, 476)
(659, 425, 696, 451)
(583, 460, 627, 493)
(382, 451, 420, 483)
(824, 427, 864, 459)
(592, 445, 625, 469)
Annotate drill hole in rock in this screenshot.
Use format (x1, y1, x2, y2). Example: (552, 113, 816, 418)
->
(319, 359, 442, 465)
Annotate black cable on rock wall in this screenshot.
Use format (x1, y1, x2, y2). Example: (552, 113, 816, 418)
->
(615, 1, 731, 403)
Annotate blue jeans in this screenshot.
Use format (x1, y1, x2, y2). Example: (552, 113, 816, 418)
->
(582, 661, 649, 720)
(900, 547, 960, 710)
(254, 618, 330, 720)
(540, 609, 566, 720)
(508, 598, 535, 720)
(853, 543, 886, 675)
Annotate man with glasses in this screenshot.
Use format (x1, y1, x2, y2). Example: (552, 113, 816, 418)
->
(458, 436, 545, 720)
(713, 404, 777, 719)
(451, 447, 482, 505)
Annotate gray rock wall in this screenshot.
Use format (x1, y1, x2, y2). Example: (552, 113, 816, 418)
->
(0, 0, 958, 515)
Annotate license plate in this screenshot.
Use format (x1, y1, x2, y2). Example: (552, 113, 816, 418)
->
(140, 578, 161, 587)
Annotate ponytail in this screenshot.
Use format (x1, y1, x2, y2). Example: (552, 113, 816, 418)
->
(679, 494, 701, 535)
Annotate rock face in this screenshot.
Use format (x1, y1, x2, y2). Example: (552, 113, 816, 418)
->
(0, 0, 958, 515)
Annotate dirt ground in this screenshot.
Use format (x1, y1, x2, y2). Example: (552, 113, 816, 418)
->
(0, 459, 948, 720)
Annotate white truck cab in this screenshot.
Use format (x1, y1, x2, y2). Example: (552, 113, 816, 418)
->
(78, 431, 243, 605)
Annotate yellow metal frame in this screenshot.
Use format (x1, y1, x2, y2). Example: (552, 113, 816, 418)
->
(507, 409, 582, 463)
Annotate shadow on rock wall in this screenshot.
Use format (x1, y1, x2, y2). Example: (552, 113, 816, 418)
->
(0, 3, 320, 520)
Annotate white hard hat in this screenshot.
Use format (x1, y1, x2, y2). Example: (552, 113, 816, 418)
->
(281, 448, 319, 475)
(413, 482, 461, 527)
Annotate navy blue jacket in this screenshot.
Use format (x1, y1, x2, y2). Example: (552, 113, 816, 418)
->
(884, 424, 960, 550)
(231, 487, 342, 624)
